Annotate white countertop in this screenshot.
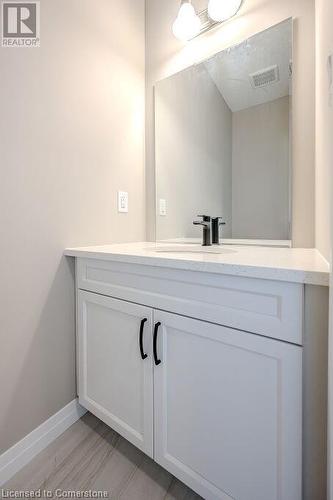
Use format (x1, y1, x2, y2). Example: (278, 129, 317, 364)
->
(64, 242, 330, 286)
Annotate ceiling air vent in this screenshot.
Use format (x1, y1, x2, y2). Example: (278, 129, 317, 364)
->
(249, 65, 280, 89)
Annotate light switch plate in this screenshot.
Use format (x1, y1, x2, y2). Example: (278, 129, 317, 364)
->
(159, 198, 167, 216)
(118, 191, 128, 213)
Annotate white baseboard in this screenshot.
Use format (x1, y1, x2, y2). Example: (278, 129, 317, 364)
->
(0, 399, 87, 487)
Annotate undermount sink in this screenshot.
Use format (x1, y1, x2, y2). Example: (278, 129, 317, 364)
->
(151, 245, 237, 255)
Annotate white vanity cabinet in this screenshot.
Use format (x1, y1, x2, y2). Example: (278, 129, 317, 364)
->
(75, 257, 303, 500)
(77, 291, 154, 456)
(153, 311, 301, 500)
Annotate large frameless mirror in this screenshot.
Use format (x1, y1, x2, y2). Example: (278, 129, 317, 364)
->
(155, 19, 292, 246)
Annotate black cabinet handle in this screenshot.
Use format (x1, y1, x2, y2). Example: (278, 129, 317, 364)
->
(153, 322, 162, 366)
(139, 318, 148, 360)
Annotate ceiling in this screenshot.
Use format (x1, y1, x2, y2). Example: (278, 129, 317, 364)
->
(204, 19, 292, 112)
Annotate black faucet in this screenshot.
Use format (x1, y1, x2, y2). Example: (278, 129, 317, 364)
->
(211, 217, 226, 245)
(193, 215, 212, 246)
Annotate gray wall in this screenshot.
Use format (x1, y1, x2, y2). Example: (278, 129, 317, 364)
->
(232, 96, 290, 239)
(155, 65, 232, 240)
(0, 0, 145, 454)
(146, 0, 316, 247)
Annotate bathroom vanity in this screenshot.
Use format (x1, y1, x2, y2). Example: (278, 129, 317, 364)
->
(65, 242, 329, 500)
(63, 15, 329, 500)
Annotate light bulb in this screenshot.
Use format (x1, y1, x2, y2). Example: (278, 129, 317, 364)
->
(208, 0, 242, 22)
(172, 1, 201, 42)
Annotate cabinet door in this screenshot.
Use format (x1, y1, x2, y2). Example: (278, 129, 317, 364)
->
(78, 290, 153, 456)
(153, 311, 302, 500)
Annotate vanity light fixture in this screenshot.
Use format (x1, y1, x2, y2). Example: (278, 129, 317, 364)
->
(173, 0, 244, 41)
(172, 0, 201, 41)
(208, 0, 242, 22)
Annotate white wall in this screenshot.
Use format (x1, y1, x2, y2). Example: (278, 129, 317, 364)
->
(155, 65, 232, 240)
(0, 0, 145, 454)
(232, 96, 290, 240)
(146, 0, 315, 247)
(315, 0, 333, 263)
(315, 0, 333, 497)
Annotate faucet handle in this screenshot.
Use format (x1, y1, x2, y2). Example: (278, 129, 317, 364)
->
(197, 215, 211, 222)
(212, 217, 226, 225)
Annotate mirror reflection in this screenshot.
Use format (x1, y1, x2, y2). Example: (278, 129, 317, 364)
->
(155, 19, 292, 245)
